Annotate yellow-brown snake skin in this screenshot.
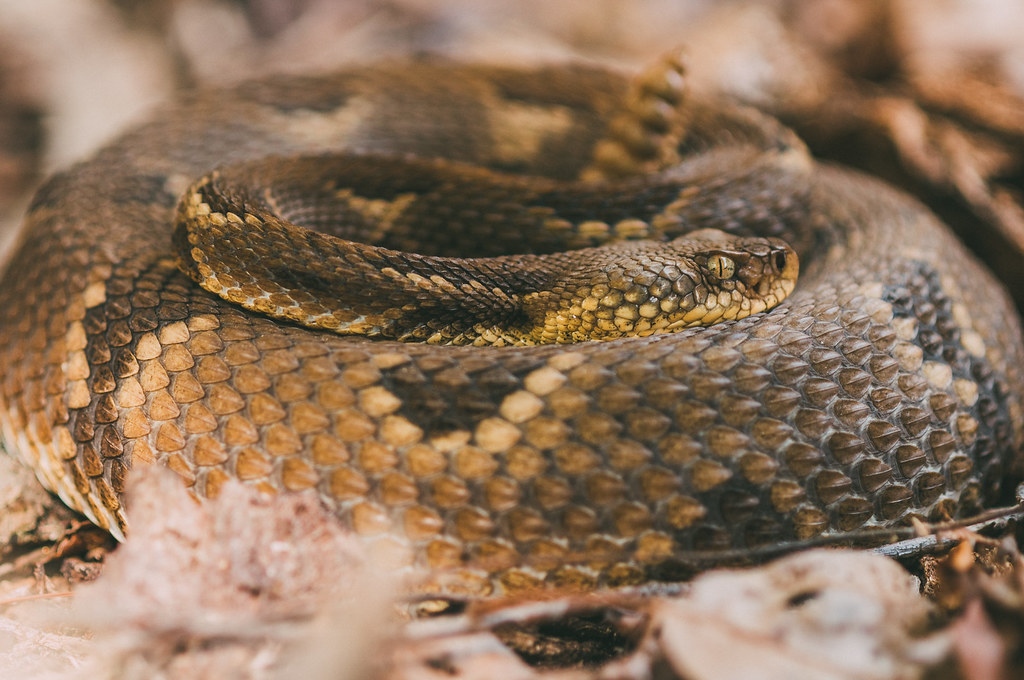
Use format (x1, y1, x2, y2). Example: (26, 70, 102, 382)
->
(1, 56, 1023, 594)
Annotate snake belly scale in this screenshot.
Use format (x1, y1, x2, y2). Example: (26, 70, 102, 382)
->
(1, 55, 1022, 594)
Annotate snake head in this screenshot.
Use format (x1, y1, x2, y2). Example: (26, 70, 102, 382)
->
(688, 228, 798, 294)
(522, 228, 799, 342)
(660, 228, 799, 327)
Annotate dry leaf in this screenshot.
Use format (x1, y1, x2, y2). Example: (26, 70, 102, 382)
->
(653, 550, 934, 680)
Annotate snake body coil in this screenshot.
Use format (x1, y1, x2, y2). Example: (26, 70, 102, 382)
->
(1, 57, 1022, 593)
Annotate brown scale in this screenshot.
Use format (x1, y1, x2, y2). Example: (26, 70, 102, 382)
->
(0, 52, 1023, 595)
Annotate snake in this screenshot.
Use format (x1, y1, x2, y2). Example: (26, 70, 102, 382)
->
(1, 52, 1022, 595)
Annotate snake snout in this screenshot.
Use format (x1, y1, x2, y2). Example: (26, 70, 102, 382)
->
(770, 241, 799, 279)
(751, 241, 798, 299)
(727, 238, 798, 303)
(773, 250, 789, 274)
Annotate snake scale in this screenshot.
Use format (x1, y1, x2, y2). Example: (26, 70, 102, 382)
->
(1, 53, 1023, 594)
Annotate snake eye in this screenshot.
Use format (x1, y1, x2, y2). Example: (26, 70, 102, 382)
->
(707, 254, 735, 280)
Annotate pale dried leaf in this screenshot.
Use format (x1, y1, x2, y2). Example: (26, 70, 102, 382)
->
(950, 599, 1004, 680)
(654, 550, 933, 680)
(71, 468, 395, 680)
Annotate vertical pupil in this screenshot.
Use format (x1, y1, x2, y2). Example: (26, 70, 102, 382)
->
(711, 255, 733, 279)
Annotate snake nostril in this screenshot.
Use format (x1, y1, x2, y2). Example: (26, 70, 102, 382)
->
(774, 251, 787, 272)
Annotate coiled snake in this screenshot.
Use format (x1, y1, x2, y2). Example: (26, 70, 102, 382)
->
(1, 53, 1022, 594)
